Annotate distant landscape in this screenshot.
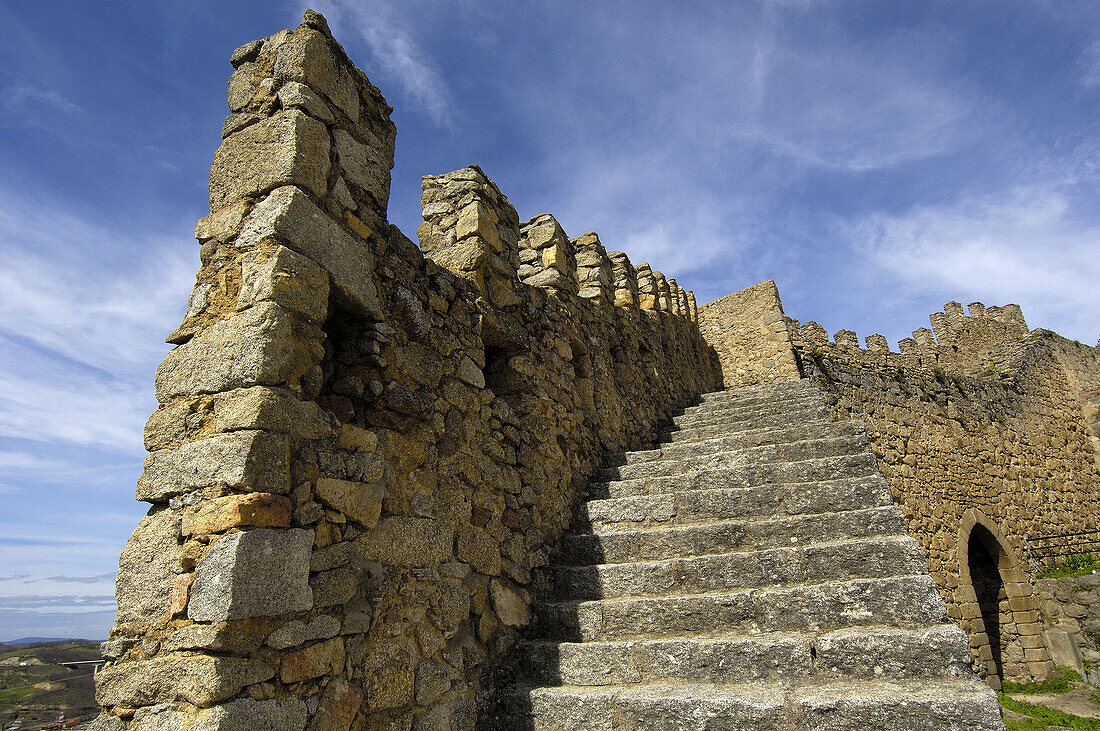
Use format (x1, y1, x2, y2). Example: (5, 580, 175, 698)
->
(0, 640, 101, 728)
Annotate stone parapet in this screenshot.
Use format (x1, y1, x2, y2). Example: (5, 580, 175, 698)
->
(793, 311, 1099, 684)
(696, 279, 802, 389)
(95, 11, 721, 731)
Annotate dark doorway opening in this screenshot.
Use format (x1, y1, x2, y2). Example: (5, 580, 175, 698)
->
(969, 525, 1005, 682)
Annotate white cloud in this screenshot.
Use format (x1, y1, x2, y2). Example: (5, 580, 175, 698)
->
(1, 85, 83, 127)
(0, 452, 60, 471)
(845, 184, 1100, 342)
(0, 595, 115, 610)
(0, 185, 194, 451)
(309, 0, 454, 125)
(1081, 39, 1100, 88)
(488, 2, 985, 298)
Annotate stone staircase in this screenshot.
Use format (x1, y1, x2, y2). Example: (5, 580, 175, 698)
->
(488, 380, 1005, 730)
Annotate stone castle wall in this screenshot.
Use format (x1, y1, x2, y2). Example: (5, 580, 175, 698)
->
(93, 13, 721, 731)
(782, 303, 1100, 683)
(1037, 573, 1100, 685)
(697, 280, 802, 389)
(95, 8, 1100, 727)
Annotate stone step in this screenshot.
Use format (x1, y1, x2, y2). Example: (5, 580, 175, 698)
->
(660, 404, 831, 444)
(580, 474, 893, 529)
(697, 379, 814, 402)
(674, 394, 824, 427)
(491, 377, 1004, 731)
(599, 433, 871, 482)
(693, 380, 819, 407)
(519, 624, 970, 688)
(561, 505, 905, 565)
(552, 535, 928, 601)
(683, 394, 823, 418)
(535, 574, 949, 643)
(619, 421, 864, 467)
(589, 452, 880, 500)
(490, 677, 1004, 731)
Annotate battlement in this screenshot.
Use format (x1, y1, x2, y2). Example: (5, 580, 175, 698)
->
(785, 299, 1034, 377)
(98, 11, 1099, 728)
(790, 300, 1029, 356)
(95, 12, 720, 731)
(418, 169, 699, 333)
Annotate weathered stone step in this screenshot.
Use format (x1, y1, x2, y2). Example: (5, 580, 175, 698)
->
(519, 624, 970, 688)
(552, 535, 928, 601)
(694, 380, 819, 407)
(522, 631, 815, 687)
(789, 677, 1005, 731)
(600, 433, 870, 482)
(620, 421, 864, 467)
(535, 575, 948, 643)
(589, 452, 880, 500)
(562, 505, 904, 565)
(674, 394, 824, 427)
(683, 392, 823, 417)
(661, 404, 831, 444)
(695, 378, 818, 406)
(581, 474, 892, 529)
(492, 677, 1004, 731)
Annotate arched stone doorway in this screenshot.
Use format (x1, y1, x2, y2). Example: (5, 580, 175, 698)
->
(968, 524, 1006, 682)
(956, 510, 1052, 689)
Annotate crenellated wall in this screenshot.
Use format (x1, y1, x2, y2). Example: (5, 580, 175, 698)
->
(92, 12, 720, 731)
(695, 282, 1099, 686)
(96, 9, 1100, 725)
(781, 299, 1100, 685)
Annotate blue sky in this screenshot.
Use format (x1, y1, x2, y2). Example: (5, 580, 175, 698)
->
(1, 0, 1098, 641)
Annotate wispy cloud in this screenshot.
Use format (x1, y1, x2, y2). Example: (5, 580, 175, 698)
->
(843, 183, 1100, 342)
(0, 595, 114, 610)
(0, 85, 83, 127)
(0, 452, 61, 471)
(0, 534, 120, 547)
(0, 184, 194, 452)
(0, 593, 117, 641)
(0, 573, 114, 586)
(492, 1, 985, 295)
(42, 573, 116, 585)
(310, 0, 454, 126)
(1081, 39, 1100, 88)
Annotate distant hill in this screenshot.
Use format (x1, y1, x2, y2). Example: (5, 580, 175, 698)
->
(1, 639, 101, 726)
(3, 637, 97, 647)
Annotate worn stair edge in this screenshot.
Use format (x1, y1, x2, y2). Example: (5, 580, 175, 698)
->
(674, 395, 826, 426)
(620, 420, 865, 466)
(519, 624, 971, 687)
(535, 574, 949, 642)
(561, 505, 905, 565)
(591, 452, 881, 500)
(661, 405, 831, 443)
(490, 677, 1004, 731)
(602, 432, 872, 482)
(553, 535, 929, 601)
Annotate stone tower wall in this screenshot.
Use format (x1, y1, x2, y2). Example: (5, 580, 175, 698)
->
(93, 13, 721, 730)
(696, 279, 802, 389)
(784, 303, 1100, 683)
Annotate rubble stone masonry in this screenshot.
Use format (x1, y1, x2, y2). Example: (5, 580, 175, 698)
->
(696, 281, 1099, 686)
(92, 12, 720, 730)
(96, 10, 1100, 729)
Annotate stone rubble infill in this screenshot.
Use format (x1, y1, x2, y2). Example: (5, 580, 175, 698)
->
(484, 380, 1007, 729)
